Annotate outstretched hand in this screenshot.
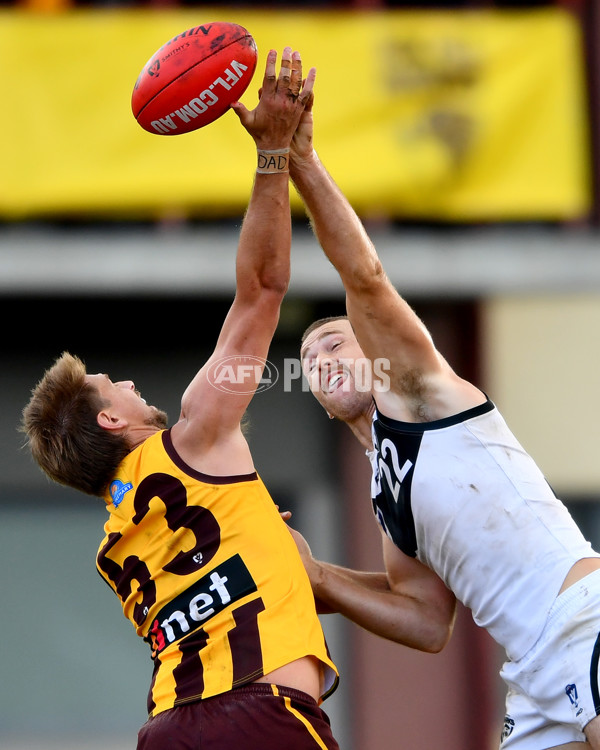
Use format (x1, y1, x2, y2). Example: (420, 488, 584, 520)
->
(230, 47, 316, 152)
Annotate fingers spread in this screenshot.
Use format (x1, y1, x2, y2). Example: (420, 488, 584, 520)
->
(261, 47, 315, 108)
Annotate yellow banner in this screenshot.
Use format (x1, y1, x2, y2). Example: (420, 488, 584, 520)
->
(0, 8, 591, 220)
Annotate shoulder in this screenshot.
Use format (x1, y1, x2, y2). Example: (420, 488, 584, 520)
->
(169, 419, 255, 477)
(375, 368, 488, 423)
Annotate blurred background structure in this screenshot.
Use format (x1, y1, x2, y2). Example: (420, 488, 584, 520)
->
(1, 1, 599, 749)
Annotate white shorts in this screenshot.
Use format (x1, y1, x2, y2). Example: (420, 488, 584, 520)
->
(499, 568, 600, 749)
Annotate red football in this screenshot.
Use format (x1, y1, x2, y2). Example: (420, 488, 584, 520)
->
(132, 22, 258, 135)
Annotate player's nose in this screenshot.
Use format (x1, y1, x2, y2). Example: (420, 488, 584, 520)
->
(115, 380, 136, 390)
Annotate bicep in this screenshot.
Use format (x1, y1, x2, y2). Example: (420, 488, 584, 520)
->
(382, 533, 456, 617)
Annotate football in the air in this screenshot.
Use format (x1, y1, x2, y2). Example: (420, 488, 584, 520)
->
(132, 22, 258, 135)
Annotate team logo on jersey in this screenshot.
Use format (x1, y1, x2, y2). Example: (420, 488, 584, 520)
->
(501, 715, 515, 742)
(566, 683, 579, 705)
(109, 479, 133, 507)
(146, 553, 257, 657)
(566, 683, 584, 716)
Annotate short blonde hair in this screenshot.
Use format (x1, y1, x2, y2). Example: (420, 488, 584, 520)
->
(21, 352, 129, 497)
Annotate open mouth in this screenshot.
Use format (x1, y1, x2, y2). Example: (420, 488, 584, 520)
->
(326, 370, 346, 393)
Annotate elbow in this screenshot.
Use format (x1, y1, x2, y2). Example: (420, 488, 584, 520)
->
(407, 620, 453, 654)
(264, 275, 290, 298)
(422, 604, 457, 653)
(346, 255, 387, 294)
(371, 607, 456, 654)
(423, 624, 453, 654)
(241, 273, 289, 304)
(259, 281, 289, 309)
(381, 620, 452, 654)
(255, 263, 291, 297)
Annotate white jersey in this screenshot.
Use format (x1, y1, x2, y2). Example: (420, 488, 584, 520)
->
(369, 399, 599, 662)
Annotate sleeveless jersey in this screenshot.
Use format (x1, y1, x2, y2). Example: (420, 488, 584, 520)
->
(369, 399, 599, 662)
(97, 429, 338, 716)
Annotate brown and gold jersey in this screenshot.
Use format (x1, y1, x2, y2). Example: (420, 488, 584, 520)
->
(97, 429, 338, 716)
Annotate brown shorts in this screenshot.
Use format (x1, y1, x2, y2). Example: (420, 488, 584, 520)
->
(136, 683, 340, 750)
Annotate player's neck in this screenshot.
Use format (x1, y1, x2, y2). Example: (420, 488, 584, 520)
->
(346, 400, 375, 450)
(126, 425, 161, 452)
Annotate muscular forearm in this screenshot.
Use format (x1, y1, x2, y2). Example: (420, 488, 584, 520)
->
(316, 562, 389, 591)
(236, 171, 291, 299)
(290, 152, 383, 292)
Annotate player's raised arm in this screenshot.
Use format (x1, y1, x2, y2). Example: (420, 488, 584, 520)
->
(289, 100, 445, 386)
(172, 50, 316, 467)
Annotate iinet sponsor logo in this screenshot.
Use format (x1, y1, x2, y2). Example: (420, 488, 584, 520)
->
(207, 356, 391, 394)
(151, 60, 250, 134)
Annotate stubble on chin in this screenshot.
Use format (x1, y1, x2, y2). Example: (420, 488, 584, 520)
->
(146, 407, 169, 430)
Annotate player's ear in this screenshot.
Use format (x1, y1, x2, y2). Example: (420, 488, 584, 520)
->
(97, 409, 127, 432)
